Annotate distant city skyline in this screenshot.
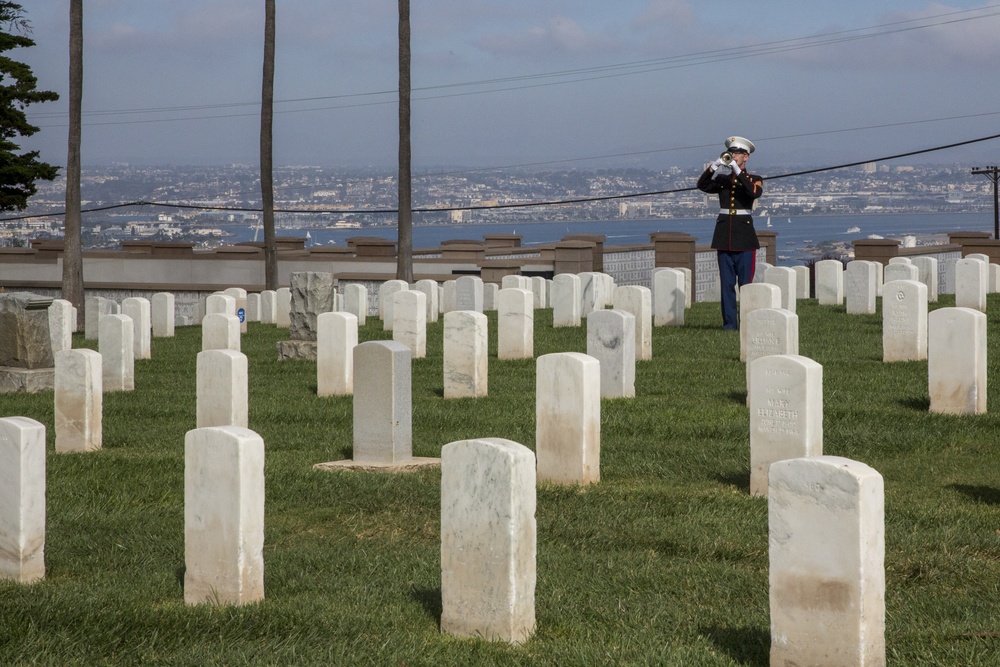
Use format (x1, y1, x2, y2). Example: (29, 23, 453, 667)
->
(17, 1, 1000, 173)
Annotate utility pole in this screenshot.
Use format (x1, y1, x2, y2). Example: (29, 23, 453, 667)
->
(971, 165, 1000, 239)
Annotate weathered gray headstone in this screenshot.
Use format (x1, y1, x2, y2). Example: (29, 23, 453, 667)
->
(0, 292, 54, 369)
(288, 272, 336, 340)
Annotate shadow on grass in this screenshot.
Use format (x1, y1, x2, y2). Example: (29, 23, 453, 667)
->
(948, 484, 1000, 505)
(728, 391, 748, 405)
(714, 471, 750, 494)
(699, 625, 769, 665)
(899, 396, 930, 411)
(410, 586, 442, 624)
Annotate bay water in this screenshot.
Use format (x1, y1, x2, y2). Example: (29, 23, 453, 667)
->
(231, 212, 992, 267)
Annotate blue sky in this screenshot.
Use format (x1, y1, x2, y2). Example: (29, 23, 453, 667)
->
(15, 1, 1000, 172)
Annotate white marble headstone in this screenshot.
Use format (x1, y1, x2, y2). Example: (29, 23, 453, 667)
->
(443, 311, 488, 399)
(768, 456, 884, 667)
(440, 438, 536, 644)
(881, 279, 927, 362)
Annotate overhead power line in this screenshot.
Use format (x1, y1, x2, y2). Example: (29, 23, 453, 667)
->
(29, 4, 1000, 128)
(5, 132, 999, 223)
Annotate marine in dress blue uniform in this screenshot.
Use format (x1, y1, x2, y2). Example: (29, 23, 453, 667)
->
(696, 136, 763, 330)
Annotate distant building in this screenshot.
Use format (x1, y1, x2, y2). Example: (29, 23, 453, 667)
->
(862, 162, 877, 173)
(619, 201, 652, 219)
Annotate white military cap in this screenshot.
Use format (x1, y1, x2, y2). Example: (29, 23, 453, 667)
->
(725, 136, 755, 154)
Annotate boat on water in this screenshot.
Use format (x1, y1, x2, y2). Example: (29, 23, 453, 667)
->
(766, 216, 773, 228)
(846, 226, 861, 234)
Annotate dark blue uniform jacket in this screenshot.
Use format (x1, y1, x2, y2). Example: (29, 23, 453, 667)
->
(696, 167, 764, 251)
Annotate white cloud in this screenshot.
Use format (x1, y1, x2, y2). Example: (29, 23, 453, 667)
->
(476, 15, 619, 59)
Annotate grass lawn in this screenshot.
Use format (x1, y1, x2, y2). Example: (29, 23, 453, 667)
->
(2, 294, 1000, 665)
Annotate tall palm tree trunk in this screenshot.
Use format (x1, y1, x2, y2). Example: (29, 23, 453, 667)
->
(63, 0, 84, 326)
(261, 0, 277, 290)
(396, 0, 413, 282)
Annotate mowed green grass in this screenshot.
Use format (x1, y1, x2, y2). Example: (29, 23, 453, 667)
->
(2, 293, 1000, 666)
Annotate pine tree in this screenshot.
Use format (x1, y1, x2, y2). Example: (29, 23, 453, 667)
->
(0, 1, 58, 212)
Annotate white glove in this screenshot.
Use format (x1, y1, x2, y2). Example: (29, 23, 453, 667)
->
(710, 158, 724, 172)
(731, 162, 742, 176)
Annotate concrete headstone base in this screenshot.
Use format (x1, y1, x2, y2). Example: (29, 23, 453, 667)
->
(313, 457, 440, 474)
(0, 367, 54, 393)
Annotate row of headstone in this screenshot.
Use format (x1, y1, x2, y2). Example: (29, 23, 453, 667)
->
(0, 409, 265, 605)
(2, 408, 883, 655)
(743, 351, 884, 662)
(84, 293, 178, 342)
(817, 255, 1000, 312)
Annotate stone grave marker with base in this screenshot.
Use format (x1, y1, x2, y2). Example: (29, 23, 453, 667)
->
(0, 292, 55, 393)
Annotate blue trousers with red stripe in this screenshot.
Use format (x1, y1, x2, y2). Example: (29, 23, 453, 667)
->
(718, 250, 756, 330)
